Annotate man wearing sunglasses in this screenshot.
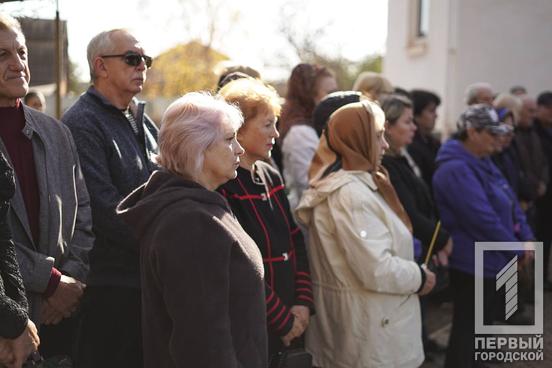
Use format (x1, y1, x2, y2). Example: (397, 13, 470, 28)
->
(62, 29, 158, 368)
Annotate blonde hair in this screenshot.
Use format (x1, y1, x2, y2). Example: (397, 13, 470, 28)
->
(352, 72, 393, 101)
(157, 92, 243, 179)
(493, 93, 522, 122)
(218, 78, 281, 125)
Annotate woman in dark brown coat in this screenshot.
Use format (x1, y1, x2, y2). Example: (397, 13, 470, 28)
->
(117, 92, 267, 368)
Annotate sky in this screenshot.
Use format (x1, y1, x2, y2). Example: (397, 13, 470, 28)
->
(1, 0, 388, 81)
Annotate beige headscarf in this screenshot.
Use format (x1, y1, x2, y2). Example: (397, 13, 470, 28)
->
(308, 100, 412, 233)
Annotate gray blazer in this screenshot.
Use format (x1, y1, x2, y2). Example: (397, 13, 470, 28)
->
(0, 106, 94, 324)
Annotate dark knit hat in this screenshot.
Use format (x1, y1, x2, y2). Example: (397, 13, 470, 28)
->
(312, 91, 362, 137)
(216, 72, 252, 91)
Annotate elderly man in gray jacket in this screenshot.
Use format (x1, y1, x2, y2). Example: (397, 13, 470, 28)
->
(0, 13, 94, 360)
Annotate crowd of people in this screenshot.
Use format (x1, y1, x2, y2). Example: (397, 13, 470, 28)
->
(1, 11, 552, 368)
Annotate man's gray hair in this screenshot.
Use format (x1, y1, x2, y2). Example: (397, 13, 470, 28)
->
(465, 82, 493, 105)
(0, 13, 24, 37)
(86, 29, 125, 81)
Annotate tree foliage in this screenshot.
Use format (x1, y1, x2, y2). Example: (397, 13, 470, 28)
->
(142, 41, 229, 98)
(276, 0, 383, 91)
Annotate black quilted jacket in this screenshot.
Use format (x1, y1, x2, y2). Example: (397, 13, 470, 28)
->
(0, 151, 28, 338)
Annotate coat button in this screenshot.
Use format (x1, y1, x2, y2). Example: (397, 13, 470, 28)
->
(381, 318, 389, 327)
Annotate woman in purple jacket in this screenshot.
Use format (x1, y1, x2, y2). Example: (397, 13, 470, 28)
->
(433, 105, 534, 368)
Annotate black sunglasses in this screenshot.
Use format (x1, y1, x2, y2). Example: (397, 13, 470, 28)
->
(101, 51, 153, 68)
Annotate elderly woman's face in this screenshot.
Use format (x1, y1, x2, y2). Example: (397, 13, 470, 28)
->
(468, 128, 501, 157)
(237, 109, 279, 164)
(202, 118, 244, 189)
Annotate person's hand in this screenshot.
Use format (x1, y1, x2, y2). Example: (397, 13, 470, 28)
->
(46, 275, 85, 318)
(281, 315, 305, 347)
(443, 238, 453, 256)
(538, 182, 547, 197)
(6, 320, 40, 368)
(40, 300, 65, 325)
(520, 241, 535, 268)
(418, 265, 436, 296)
(290, 305, 310, 331)
(0, 337, 14, 367)
(432, 251, 448, 267)
(432, 238, 453, 267)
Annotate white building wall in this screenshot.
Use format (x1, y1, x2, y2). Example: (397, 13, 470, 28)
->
(452, 0, 552, 124)
(384, 0, 453, 134)
(384, 0, 552, 136)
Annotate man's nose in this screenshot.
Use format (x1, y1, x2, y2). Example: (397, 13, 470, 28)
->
(136, 58, 147, 71)
(10, 54, 26, 72)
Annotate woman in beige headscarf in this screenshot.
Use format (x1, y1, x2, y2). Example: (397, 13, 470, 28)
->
(296, 100, 435, 368)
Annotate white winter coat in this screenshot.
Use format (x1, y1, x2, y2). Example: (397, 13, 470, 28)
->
(296, 170, 425, 368)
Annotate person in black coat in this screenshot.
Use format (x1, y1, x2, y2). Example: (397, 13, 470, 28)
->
(513, 95, 548, 233)
(381, 95, 452, 260)
(534, 91, 552, 288)
(381, 95, 452, 357)
(0, 151, 40, 367)
(218, 78, 314, 361)
(407, 89, 442, 191)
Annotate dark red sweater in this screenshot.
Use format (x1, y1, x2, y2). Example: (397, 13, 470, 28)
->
(0, 101, 59, 295)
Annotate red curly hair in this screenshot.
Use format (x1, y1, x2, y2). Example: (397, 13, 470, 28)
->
(279, 63, 334, 138)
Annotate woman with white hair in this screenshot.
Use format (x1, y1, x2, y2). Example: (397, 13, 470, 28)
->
(117, 92, 268, 368)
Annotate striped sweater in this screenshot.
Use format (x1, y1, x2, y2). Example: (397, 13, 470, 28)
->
(218, 161, 313, 339)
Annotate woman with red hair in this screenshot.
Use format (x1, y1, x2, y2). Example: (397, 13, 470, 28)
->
(279, 63, 337, 210)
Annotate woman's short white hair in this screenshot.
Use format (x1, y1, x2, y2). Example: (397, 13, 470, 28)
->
(157, 92, 243, 179)
(465, 82, 493, 105)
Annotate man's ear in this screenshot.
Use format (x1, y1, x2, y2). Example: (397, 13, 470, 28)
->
(93, 57, 108, 79)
